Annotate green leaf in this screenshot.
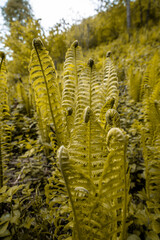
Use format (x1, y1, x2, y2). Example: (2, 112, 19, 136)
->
(0, 222, 9, 236)
(22, 216, 35, 229)
(147, 231, 159, 240)
(10, 210, 21, 224)
(127, 234, 141, 240)
(152, 220, 160, 234)
(7, 185, 22, 196)
(0, 186, 7, 194)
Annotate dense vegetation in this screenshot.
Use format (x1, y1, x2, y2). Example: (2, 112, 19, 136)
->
(0, 0, 160, 239)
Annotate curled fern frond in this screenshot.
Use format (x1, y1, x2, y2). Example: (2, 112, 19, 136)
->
(59, 145, 96, 240)
(98, 127, 129, 240)
(105, 109, 120, 128)
(106, 127, 125, 151)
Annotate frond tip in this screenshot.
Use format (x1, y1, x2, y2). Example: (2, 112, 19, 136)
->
(32, 37, 43, 49)
(106, 51, 112, 57)
(106, 109, 120, 127)
(88, 58, 94, 68)
(72, 40, 79, 48)
(84, 106, 91, 123)
(106, 127, 126, 151)
(0, 51, 5, 60)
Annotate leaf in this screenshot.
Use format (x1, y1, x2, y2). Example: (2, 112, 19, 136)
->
(29, 38, 66, 147)
(127, 234, 141, 240)
(0, 222, 9, 236)
(21, 216, 35, 229)
(0, 185, 7, 194)
(10, 210, 21, 224)
(100, 54, 119, 128)
(62, 40, 84, 136)
(152, 220, 160, 234)
(7, 185, 23, 196)
(147, 231, 159, 240)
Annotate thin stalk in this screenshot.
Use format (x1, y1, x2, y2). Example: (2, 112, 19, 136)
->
(88, 64, 93, 179)
(121, 141, 127, 240)
(60, 150, 81, 240)
(0, 123, 3, 188)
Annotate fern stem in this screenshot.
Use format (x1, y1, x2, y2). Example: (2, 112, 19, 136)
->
(60, 149, 81, 240)
(34, 46, 59, 145)
(88, 65, 93, 179)
(142, 131, 150, 199)
(121, 142, 127, 240)
(0, 124, 3, 188)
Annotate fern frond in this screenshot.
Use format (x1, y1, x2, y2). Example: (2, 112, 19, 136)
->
(140, 53, 160, 100)
(105, 109, 120, 128)
(62, 40, 84, 136)
(59, 145, 96, 240)
(140, 55, 160, 213)
(97, 127, 129, 240)
(74, 59, 102, 126)
(29, 38, 66, 146)
(45, 159, 72, 239)
(128, 65, 142, 102)
(0, 52, 10, 188)
(70, 109, 107, 184)
(100, 53, 119, 128)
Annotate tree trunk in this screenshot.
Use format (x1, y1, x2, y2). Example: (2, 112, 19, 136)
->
(146, 0, 151, 26)
(126, 0, 131, 39)
(139, 0, 143, 26)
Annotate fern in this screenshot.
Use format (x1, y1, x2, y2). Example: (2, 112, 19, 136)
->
(100, 52, 119, 129)
(29, 38, 66, 147)
(139, 53, 160, 227)
(62, 40, 84, 137)
(127, 65, 142, 102)
(58, 53, 129, 239)
(99, 127, 129, 240)
(59, 125, 129, 239)
(74, 59, 102, 126)
(0, 52, 10, 188)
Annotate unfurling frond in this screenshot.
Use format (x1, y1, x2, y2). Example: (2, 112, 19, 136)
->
(105, 109, 120, 128)
(29, 38, 66, 147)
(59, 145, 96, 240)
(98, 127, 129, 240)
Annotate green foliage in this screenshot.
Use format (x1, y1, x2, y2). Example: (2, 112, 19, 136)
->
(1, 0, 33, 27)
(3, 19, 44, 81)
(0, 6, 160, 238)
(0, 52, 10, 188)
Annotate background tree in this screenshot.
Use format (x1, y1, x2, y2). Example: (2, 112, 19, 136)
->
(126, 0, 131, 38)
(3, 19, 44, 82)
(1, 0, 33, 27)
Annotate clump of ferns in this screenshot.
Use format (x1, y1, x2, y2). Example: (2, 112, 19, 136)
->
(29, 39, 130, 239)
(134, 53, 160, 237)
(60, 49, 129, 239)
